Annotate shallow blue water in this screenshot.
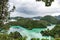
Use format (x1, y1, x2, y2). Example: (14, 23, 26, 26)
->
(8, 25, 55, 40)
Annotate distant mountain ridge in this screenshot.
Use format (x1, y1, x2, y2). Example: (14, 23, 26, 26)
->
(10, 15, 60, 20)
(10, 16, 41, 20)
(55, 15, 60, 20)
(32, 16, 41, 19)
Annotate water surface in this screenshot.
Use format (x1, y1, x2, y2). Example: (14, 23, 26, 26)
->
(8, 25, 55, 40)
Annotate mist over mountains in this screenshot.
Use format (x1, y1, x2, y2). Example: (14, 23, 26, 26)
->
(10, 15, 60, 20)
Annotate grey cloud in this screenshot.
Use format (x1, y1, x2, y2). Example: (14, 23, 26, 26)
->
(9, 0, 60, 17)
(16, 6, 39, 15)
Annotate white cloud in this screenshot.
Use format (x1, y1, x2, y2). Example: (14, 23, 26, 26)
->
(9, 0, 60, 17)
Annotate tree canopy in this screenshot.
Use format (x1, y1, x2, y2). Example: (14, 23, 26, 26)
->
(0, 0, 9, 28)
(41, 15, 57, 24)
(0, 0, 15, 28)
(36, 0, 54, 6)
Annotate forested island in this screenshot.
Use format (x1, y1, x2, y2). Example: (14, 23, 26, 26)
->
(1, 15, 60, 40)
(0, 0, 60, 40)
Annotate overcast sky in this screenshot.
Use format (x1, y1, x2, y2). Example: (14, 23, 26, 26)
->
(9, 0, 60, 17)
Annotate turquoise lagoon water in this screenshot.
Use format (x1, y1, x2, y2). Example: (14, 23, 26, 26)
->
(8, 25, 55, 40)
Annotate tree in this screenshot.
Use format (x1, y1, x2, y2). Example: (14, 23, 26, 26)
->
(0, 0, 15, 28)
(0, 0, 8, 28)
(9, 31, 22, 39)
(36, 0, 54, 6)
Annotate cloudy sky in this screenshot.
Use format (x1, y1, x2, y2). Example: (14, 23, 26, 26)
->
(9, 0, 60, 17)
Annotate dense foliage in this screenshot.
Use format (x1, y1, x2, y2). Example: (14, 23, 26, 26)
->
(0, 0, 15, 29)
(0, 0, 8, 28)
(31, 38, 40, 40)
(36, 15, 60, 38)
(36, 0, 54, 6)
(8, 18, 50, 29)
(41, 15, 57, 24)
(50, 24, 60, 37)
(0, 32, 27, 40)
(9, 31, 22, 39)
(41, 24, 60, 38)
(0, 0, 60, 40)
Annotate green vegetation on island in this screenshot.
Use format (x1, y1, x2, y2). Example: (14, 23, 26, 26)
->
(0, 0, 60, 40)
